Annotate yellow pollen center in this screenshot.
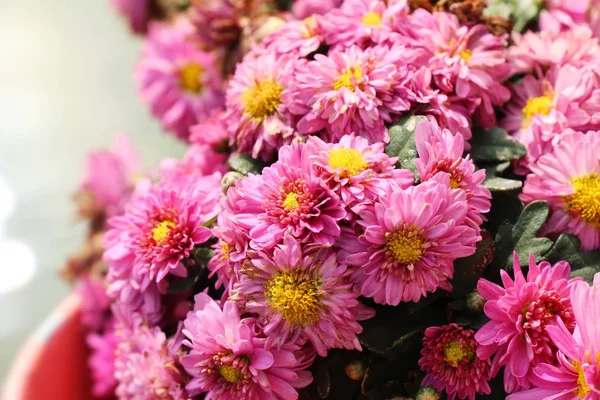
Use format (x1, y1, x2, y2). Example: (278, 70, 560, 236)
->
(328, 148, 369, 177)
(443, 340, 473, 368)
(362, 11, 382, 27)
(386, 229, 424, 264)
(459, 49, 472, 62)
(522, 95, 553, 128)
(265, 269, 321, 328)
(566, 174, 600, 226)
(242, 79, 284, 121)
(221, 241, 231, 260)
(151, 220, 176, 243)
(283, 192, 300, 211)
(178, 63, 205, 94)
(573, 361, 591, 398)
(449, 178, 461, 189)
(333, 66, 363, 91)
(219, 365, 243, 384)
(302, 17, 316, 38)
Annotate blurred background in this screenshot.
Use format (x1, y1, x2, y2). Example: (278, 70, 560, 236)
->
(0, 1, 185, 382)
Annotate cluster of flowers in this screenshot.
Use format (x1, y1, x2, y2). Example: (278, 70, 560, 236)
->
(59, 0, 600, 399)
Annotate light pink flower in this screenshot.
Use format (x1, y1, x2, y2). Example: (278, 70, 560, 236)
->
(189, 109, 229, 151)
(419, 324, 491, 400)
(415, 119, 491, 228)
(292, 0, 342, 19)
(341, 178, 479, 305)
(77, 276, 111, 332)
(520, 130, 600, 250)
(475, 254, 577, 393)
(289, 44, 414, 142)
(224, 52, 298, 160)
(188, 0, 240, 50)
(539, 0, 591, 33)
(87, 325, 119, 398)
(181, 293, 314, 399)
(231, 235, 373, 356)
(159, 144, 227, 185)
(136, 19, 225, 141)
(259, 16, 324, 58)
(225, 142, 346, 250)
(110, 0, 152, 34)
(507, 274, 600, 400)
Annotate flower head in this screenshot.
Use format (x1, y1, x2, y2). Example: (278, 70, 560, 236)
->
(292, 0, 342, 19)
(110, 0, 153, 34)
(415, 119, 491, 228)
(159, 144, 227, 186)
(289, 44, 413, 142)
(224, 52, 298, 160)
(419, 324, 491, 400)
(87, 325, 119, 398)
(77, 276, 111, 332)
(520, 130, 600, 250)
(181, 293, 314, 399)
(136, 19, 225, 140)
(189, 109, 229, 151)
(189, 0, 241, 50)
(230, 235, 373, 356)
(341, 178, 479, 305)
(475, 254, 577, 393)
(259, 16, 324, 58)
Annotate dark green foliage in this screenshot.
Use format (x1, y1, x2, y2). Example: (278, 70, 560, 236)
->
(384, 115, 427, 180)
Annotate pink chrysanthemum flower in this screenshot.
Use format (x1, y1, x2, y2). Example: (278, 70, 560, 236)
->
(87, 325, 119, 398)
(508, 27, 600, 76)
(475, 254, 577, 393)
(259, 16, 323, 58)
(539, 0, 592, 33)
(136, 19, 225, 141)
(188, 0, 240, 50)
(502, 65, 600, 170)
(115, 315, 188, 400)
(292, 0, 342, 19)
(77, 276, 111, 332)
(415, 119, 491, 228)
(189, 109, 229, 151)
(308, 134, 414, 211)
(289, 44, 413, 142)
(406, 10, 510, 128)
(507, 274, 600, 400)
(81, 134, 146, 218)
(341, 178, 479, 305)
(110, 0, 153, 34)
(207, 210, 249, 293)
(224, 52, 298, 160)
(520, 130, 600, 250)
(319, 0, 408, 48)
(160, 144, 227, 185)
(181, 293, 314, 399)
(419, 324, 491, 400)
(231, 235, 373, 356)
(226, 142, 346, 249)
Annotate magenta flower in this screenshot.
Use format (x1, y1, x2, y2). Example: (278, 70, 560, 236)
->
(188, 0, 240, 50)
(292, 0, 342, 19)
(507, 274, 600, 400)
(406, 10, 510, 128)
(319, 0, 408, 48)
(224, 52, 298, 160)
(81, 134, 146, 218)
(87, 325, 119, 398)
(415, 119, 491, 228)
(539, 0, 591, 33)
(289, 44, 413, 142)
(341, 178, 479, 305)
(419, 324, 491, 400)
(475, 254, 577, 393)
(181, 293, 314, 399)
(136, 19, 225, 141)
(520, 130, 600, 250)
(189, 109, 229, 151)
(308, 134, 414, 213)
(225, 142, 346, 250)
(231, 235, 373, 356)
(110, 0, 152, 34)
(260, 16, 324, 58)
(114, 314, 188, 400)
(76, 276, 111, 332)
(159, 144, 227, 185)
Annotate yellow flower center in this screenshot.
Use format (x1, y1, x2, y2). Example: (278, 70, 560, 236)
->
(521, 95, 553, 128)
(283, 192, 300, 211)
(151, 220, 177, 243)
(386, 228, 424, 265)
(566, 174, 600, 226)
(302, 16, 317, 38)
(443, 340, 474, 368)
(265, 269, 321, 328)
(219, 365, 243, 384)
(242, 79, 284, 121)
(221, 241, 231, 260)
(572, 361, 591, 398)
(459, 49, 472, 62)
(178, 63, 205, 94)
(328, 148, 369, 177)
(333, 66, 363, 91)
(362, 11, 382, 27)
(449, 177, 461, 189)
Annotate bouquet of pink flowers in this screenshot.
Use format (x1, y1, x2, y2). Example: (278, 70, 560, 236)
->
(63, 0, 600, 399)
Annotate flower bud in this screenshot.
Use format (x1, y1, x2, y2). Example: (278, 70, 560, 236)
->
(344, 360, 366, 381)
(415, 386, 442, 400)
(466, 290, 486, 312)
(221, 171, 244, 193)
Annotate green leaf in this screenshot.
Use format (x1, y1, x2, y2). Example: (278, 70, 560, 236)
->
(483, 192, 524, 236)
(571, 267, 600, 284)
(452, 230, 495, 298)
(193, 247, 215, 266)
(227, 154, 266, 175)
(385, 115, 427, 179)
(470, 127, 527, 163)
(543, 234, 600, 272)
(483, 176, 523, 192)
(493, 201, 553, 269)
(167, 248, 215, 294)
